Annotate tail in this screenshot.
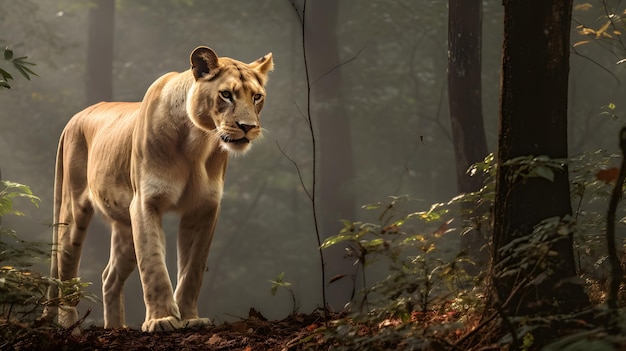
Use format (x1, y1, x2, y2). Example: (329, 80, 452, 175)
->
(44, 130, 65, 320)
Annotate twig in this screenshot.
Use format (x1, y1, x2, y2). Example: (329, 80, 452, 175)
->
(288, 0, 328, 321)
(287, 0, 365, 321)
(61, 308, 90, 337)
(310, 46, 366, 88)
(276, 142, 312, 200)
(448, 311, 498, 351)
(570, 46, 620, 83)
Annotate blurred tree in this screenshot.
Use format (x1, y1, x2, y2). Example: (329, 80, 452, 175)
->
(492, 0, 588, 320)
(86, 0, 115, 105)
(447, 0, 489, 274)
(306, 0, 356, 310)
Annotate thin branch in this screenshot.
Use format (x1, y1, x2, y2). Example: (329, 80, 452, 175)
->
(571, 45, 620, 83)
(448, 311, 498, 351)
(293, 101, 309, 124)
(289, 0, 304, 25)
(602, 0, 626, 51)
(433, 78, 453, 143)
(310, 46, 366, 88)
(287, 0, 328, 320)
(276, 141, 312, 200)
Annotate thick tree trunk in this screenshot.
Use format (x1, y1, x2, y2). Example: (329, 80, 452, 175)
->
(86, 0, 115, 105)
(493, 0, 588, 318)
(306, 1, 356, 310)
(447, 0, 489, 274)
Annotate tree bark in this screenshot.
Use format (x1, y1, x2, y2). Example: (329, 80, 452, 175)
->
(447, 0, 489, 274)
(493, 0, 588, 318)
(82, 0, 116, 323)
(86, 0, 115, 105)
(306, 1, 356, 310)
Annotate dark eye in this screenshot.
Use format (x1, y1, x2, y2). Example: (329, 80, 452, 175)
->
(253, 94, 263, 103)
(220, 91, 232, 100)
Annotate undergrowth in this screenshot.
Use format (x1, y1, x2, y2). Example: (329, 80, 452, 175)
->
(319, 151, 626, 350)
(0, 180, 92, 349)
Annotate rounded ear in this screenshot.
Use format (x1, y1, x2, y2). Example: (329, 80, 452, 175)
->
(190, 46, 219, 79)
(249, 53, 274, 76)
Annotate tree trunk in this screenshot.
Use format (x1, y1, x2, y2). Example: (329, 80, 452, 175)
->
(493, 0, 588, 319)
(306, 1, 356, 310)
(447, 0, 489, 274)
(81, 0, 116, 323)
(86, 0, 115, 105)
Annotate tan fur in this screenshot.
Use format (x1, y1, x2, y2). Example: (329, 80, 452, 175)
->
(46, 47, 273, 332)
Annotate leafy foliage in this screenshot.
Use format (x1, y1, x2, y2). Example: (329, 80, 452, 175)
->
(0, 180, 40, 216)
(573, 2, 626, 58)
(319, 150, 626, 349)
(0, 47, 37, 89)
(502, 155, 566, 183)
(0, 181, 93, 346)
(568, 151, 625, 302)
(321, 190, 487, 348)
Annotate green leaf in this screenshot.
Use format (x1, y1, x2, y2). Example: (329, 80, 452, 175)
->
(321, 234, 354, 249)
(3, 48, 13, 60)
(534, 166, 555, 182)
(14, 65, 31, 80)
(0, 68, 13, 81)
(362, 202, 383, 210)
(361, 238, 385, 250)
(21, 65, 37, 76)
(0, 181, 40, 216)
(268, 272, 291, 296)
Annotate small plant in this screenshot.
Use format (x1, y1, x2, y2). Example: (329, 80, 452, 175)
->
(0, 180, 93, 346)
(269, 272, 298, 314)
(0, 180, 40, 216)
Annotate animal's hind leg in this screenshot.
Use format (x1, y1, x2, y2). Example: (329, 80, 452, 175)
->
(57, 192, 93, 327)
(102, 221, 136, 328)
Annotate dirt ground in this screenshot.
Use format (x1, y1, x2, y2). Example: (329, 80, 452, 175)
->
(6, 310, 327, 351)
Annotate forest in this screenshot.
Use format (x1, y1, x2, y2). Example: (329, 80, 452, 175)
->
(1, 0, 626, 350)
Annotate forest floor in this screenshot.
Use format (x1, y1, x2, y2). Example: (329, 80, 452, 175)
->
(6, 310, 331, 351)
(6, 307, 624, 350)
(3, 308, 484, 351)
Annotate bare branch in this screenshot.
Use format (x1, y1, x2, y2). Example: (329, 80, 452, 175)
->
(310, 45, 366, 88)
(275, 141, 312, 200)
(286, 0, 328, 319)
(571, 45, 620, 83)
(294, 101, 309, 124)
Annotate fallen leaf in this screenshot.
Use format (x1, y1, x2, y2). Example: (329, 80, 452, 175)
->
(596, 167, 619, 184)
(306, 323, 319, 331)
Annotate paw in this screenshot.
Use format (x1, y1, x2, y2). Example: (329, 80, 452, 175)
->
(58, 306, 81, 335)
(142, 316, 183, 332)
(182, 317, 212, 328)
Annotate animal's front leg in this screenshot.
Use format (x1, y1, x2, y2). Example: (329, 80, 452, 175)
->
(129, 197, 181, 332)
(174, 204, 219, 328)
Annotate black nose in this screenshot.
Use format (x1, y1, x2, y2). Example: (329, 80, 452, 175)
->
(236, 122, 255, 133)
